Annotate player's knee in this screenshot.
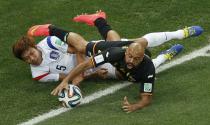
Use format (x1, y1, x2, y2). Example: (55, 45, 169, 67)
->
(106, 30, 121, 41)
(67, 32, 87, 53)
(134, 38, 148, 48)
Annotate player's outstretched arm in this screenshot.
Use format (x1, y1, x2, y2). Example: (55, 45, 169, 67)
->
(70, 53, 87, 85)
(51, 58, 94, 96)
(122, 93, 152, 113)
(59, 73, 67, 81)
(59, 73, 83, 85)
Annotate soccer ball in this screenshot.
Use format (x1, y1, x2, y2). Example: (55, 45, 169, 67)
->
(58, 84, 83, 108)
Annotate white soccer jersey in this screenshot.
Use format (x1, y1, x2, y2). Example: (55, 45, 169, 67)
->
(30, 36, 116, 82)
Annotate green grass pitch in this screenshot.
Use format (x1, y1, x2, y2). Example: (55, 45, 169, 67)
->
(0, 0, 210, 125)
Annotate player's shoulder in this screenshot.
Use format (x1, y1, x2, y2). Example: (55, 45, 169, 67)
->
(108, 46, 125, 52)
(135, 56, 155, 78)
(37, 36, 61, 46)
(102, 47, 125, 63)
(106, 47, 125, 56)
(42, 36, 63, 48)
(143, 55, 155, 72)
(36, 37, 47, 47)
(37, 36, 68, 52)
(137, 55, 155, 70)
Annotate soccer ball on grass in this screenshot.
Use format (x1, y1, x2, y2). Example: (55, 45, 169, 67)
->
(58, 84, 82, 108)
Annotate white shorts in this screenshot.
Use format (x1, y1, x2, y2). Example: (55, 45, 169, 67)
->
(99, 63, 117, 79)
(84, 63, 117, 79)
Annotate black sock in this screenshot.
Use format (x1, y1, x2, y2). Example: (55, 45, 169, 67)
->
(94, 18, 112, 40)
(49, 25, 70, 42)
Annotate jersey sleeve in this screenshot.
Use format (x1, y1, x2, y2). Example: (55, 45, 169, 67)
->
(139, 63, 156, 95)
(31, 65, 59, 82)
(91, 47, 124, 67)
(34, 73, 60, 82)
(46, 36, 68, 53)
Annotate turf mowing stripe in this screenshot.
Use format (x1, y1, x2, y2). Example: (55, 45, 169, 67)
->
(19, 44, 210, 125)
(19, 83, 132, 125)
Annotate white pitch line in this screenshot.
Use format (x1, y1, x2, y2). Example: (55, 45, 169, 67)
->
(18, 83, 132, 125)
(19, 44, 210, 125)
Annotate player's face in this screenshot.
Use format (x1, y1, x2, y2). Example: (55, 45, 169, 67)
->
(125, 48, 144, 69)
(22, 47, 42, 65)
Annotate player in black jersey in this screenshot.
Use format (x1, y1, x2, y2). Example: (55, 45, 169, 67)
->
(48, 11, 202, 112)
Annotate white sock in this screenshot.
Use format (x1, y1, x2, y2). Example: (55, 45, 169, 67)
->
(152, 54, 167, 69)
(143, 30, 184, 47)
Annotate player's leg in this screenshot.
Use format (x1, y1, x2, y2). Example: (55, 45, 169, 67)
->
(27, 24, 88, 54)
(136, 26, 203, 48)
(73, 11, 153, 58)
(73, 11, 121, 41)
(152, 44, 183, 69)
(66, 32, 88, 54)
(94, 17, 121, 41)
(73, 11, 203, 48)
(73, 12, 149, 57)
(27, 23, 133, 57)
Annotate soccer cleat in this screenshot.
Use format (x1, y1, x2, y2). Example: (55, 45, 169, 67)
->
(160, 44, 184, 60)
(27, 24, 51, 37)
(183, 26, 203, 38)
(73, 11, 106, 26)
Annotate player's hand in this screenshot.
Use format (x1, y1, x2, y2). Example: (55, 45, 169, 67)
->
(96, 68, 108, 79)
(122, 96, 138, 113)
(51, 80, 68, 96)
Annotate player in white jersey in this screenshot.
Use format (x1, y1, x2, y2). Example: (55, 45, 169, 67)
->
(30, 36, 76, 82)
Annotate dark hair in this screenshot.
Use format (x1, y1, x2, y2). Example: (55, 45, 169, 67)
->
(12, 36, 35, 60)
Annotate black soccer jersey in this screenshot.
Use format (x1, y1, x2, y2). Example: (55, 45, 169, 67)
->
(90, 47, 155, 94)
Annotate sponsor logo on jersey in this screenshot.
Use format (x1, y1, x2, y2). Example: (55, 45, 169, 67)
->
(50, 51, 60, 60)
(55, 39, 64, 46)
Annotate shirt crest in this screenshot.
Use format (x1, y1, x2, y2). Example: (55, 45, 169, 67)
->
(50, 51, 60, 60)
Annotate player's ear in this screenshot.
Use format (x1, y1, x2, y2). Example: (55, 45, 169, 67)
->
(125, 48, 129, 55)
